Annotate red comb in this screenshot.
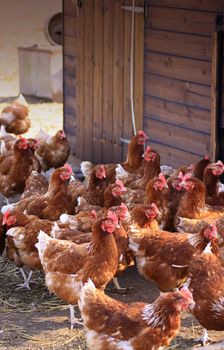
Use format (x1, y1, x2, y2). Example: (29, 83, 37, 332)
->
(216, 160, 224, 167)
(158, 173, 166, 183)
(64, 163, 73, 174)
(18, 137, 28, 143)
(138, 130, 148, 139)
(91, 210, 97, 219)
(120, 203, 128, 210)
(106, 210, 118, 224)
(3, 210, 11, 225)
(115, 179, 125, 190)
(179, 287, 193, 301)
(178, 171, 184, 180)
(204, 155, 209, 160)
(183, 173, 192, 181)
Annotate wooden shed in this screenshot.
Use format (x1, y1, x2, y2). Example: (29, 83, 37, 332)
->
(63, 0, 224, 168)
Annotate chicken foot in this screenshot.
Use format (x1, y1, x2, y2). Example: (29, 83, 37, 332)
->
(194, 328, 211, 346)
(107, 277, 133, 294)
(69, 305, 83, 329)
(16, 268, 33, 290)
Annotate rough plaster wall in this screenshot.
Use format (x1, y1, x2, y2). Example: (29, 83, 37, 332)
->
(0, 0, 62, 97)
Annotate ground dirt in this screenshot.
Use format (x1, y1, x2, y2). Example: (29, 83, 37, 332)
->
(0, 98, 223, 350)
(1, 257, 223, 350)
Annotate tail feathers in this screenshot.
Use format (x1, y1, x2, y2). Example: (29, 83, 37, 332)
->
(115, 164, 129, 179)
(175, 216, 185, 232)
(6, 227, 25, 249)
(1, 203, 16, 214)
(78, 279, 96, 312)
(35, 128, 50, 142)
(160, 165, 175, 177)
(0, 140, 6, 154)
(0, 125, 8, 137)
(60, 213, 78, 230)
(77, 196, 87, 207)
(80, 161, 94, 180)
(50, 222, 60, 238)
(17, 94, 28, 106)
(203, 242, 212, 254)
(35, 230, 51, 265)
(6, 227, 21, 238)
(128, 236, 141, 254)
(60, 213, 71, 224)
(31, 170, 38, 176)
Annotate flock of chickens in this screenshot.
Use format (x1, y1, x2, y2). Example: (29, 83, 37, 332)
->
(0, 95, 224, 350)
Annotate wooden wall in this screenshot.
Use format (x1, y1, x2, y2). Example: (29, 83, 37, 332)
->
(63, 0, 144, 163)
(144, 0, 224, 168)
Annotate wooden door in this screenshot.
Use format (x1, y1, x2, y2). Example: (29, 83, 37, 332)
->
(63, 0, 145, 162)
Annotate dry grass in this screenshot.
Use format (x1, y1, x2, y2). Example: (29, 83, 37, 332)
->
(0, 255, 87, 350)
(0, 97, 223, 350)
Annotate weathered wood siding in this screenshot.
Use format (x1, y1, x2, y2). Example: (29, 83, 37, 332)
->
(63, 0, 144, 162)
(144, 0, 224, 168)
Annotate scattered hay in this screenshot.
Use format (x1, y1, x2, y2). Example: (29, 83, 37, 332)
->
(0, 255, 87, 350)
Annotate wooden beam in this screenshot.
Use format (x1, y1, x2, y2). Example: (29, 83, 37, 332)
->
(210, 31, 222, 161)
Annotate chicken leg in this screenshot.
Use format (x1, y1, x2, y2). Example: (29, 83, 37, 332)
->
(69, 305, 83, 329)
(16, 268, 33, 290)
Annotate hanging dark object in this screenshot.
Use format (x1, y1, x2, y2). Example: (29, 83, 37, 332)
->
(71, 0, 83, 16)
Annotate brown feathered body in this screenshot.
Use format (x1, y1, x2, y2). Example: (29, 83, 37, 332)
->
(0, 213, 5, 255)
(6, 211, 54, 270)
(68, 166, 111, 207)
(36, 217, 120, 305)
(35, 130, 70, 171)
(144, 176, 169, 228)
(0, 96, 31, 135)
(80, 131, 148, 186)
(193, 157, 210, 181)
(188, 248, 224, 331)
(0, 126, 16, 157)
(163, 176, 186, 231)
(125, 204, 160, 233)
(15, 166, 74, 220)
(203, 164, 224, 206)
(175, 177, 224, 231)
(129, 226, 218, 292)
(79, 281, 194, 350)
(0, 139, 41, 197)
(125, 151, 161, 190)
(20, 171, 48, 199)
(180, 177, 224, 220)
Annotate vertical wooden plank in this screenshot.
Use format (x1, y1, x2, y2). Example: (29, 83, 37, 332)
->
(74, 5, 84, 159)
(63, 0, 65, 129)
(113, 0, 124, 163)
(102, 0, 114, 162)
(210, 31, 222, 162)
(134, 0, 144, 131)
(83, 0, 94, 160)
(123, 0, 133, 160)
(93, 0, 104, 163)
